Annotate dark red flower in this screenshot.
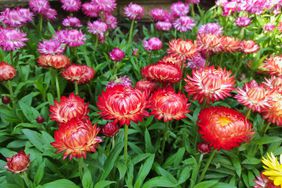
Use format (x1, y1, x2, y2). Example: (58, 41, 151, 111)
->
(61, 64, 95, 84)
(197, 143, 211, 154)
(36, 116, 45, 124)
(135, 80, 158, 97)
(0, 62, 16, 81)
(2, 96, 11, 104)
(6, 151, 30, 173)
(102, 122, 120, 137)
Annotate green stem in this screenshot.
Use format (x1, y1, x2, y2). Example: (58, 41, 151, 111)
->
(74, 82, 79, 95)
(246, 109, 252, 120)
(93, 36, 99, 64)
(10, 51, 13, 65)
(21, 172, 32, 188)
(191, 4, 195, 18)
(112, 136, 115, 150)
(39, 15, 43, 35)
(199, 150, 217, 182)
(7, 80, 15, 108)
(78, 158, 85, 180)
(262, 122, 271, 135)
(161, 122, 170, 155)
(128, 20, 135, 45)
(124, 125, 129, 162)
(54, 71, 61, 101)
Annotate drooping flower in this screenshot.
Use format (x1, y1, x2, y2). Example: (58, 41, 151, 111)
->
(198, 23, 223, 36)
(235, 17, 251, 27)
(87, 21, 108, 39)
(198, 106, 253, 150)
(62, 17, 82, 28)
(260, 56, 282, 77)
(109, 48, 125, 62)
(92, 0, 117, 13)
(240, 40, 260, 54)
(149, 87, 190, 122)
(262, 92, 282, 126)
(5, 151, 30, 174)
(254, 173, 278, 188)
(262, 153, 282, 187)
(173, 16, 195, 32)
(104, 14, 118, 30)
(55, 29, 86, 47)
(82, 2, 99, 17)
(143, 37, 163, 51)
(37, 54, 71, 69)
(51, 117, 102, 160)
(170, 1, 189, 17)
(135, 80, 158, 97)
(38, 39, 66, 55)
(235, 80, 272, 112)
(155, 21, 172, 31)
(124, 3, 144, 20)
(185, 66, 235, 103)
(60, 0, 81, 12)
(0, 8, 33, 28)
(29, 0, 50, 14)
(167, 39, 197, 61)
(102, 122, 120, 137)
(263, 76, 282, 93)
(187, 54, 206, 69)
(97, 85, 148, 125)
(150, 8, 170, 22)
(0, 28, 28, 51)
(0, 62, 16, 81)
(196, 34, 222, 53)
(106, 76, 132, 89)
(49, 93, 89, 123)
(61, 64, 95, 84)
(142, 62, 182, 83)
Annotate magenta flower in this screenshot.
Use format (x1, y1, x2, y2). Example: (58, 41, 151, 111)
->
(0, 28, 28, 51)
(104, 14, 118, 30)
(170, 1, 189, 17)
(42, 8, 57, 20)
(187, 54, 206, 69)
(82, 2, 99, 17)
(0, 8, 33, 28)
(185, 0, 200, 4)
(106, 76, 132, 88)
(236, 17, 251, 27)
(60, 0, 81, 12)
(173, 16, 195, 32)
(156, 21, 172, 31)
(62, 17, 82, 28)
(263, 23, 276, 32)
(29, 0, 50, 14)
(222, 1, 237, 16)
(92, 0, 117, 13)
(198, 23, 223, 36)
(55, 29, 86, 47)
(38, 39, 66, 55)
(109, 48, 125, 62)
(215, 0, 228, 7)
(124, 3, 144, 20)
(150, 8, 170, 22)
(143, 37, 163, 51)
(87, 21, 108, 39)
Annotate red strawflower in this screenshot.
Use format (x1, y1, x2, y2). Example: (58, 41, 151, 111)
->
(197, 142, 211, 154)
(37, 54, 71, 69)
(167, 39, 197, 61)
(196, 34, 222, 54)
(260, 56, 282, 77)
(149, 87, 190, 122)
(198, 106, 253, 150)
(61, 64, 95, 84)
(135, 80, 158, 97)
(262, 92, 282, 126)
(101, 122, 119, 137)
(6, 151, 30, 173)
(97, 85, 148, 125)
(141, 62, 182, 83)
(0, 62, 16, 81)
(240, 40, 260, 54)
(49, 93, 89, 123)
(185, 66, 235, 104)
(51, 117, 102, 160)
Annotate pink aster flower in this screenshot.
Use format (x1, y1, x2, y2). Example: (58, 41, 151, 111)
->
(104, 14, 118, 30)
(106, 76, 132, 88)
(170, 1, 189, 17)
(235, 17, 251, 27)
(0, 8, 33, 28)
(29, 0, 50, 14)
(156, 21, 172, 31)
(150, 8, 170, 22)
(198, 23, 223, 36)
(109, 48, 125, 62)
(263, 23, 276, 32)
(42, 8, 57, 20)
(62, 17, 82, 28)
(82, 2, 99, 17)
(92, 0, 116, 13)
(0, 28, 28, 51)
(143, 37, 163, 51)
(60, 0, 81, 12)
(124, 3, 144, 20)
(38, 39, 66, 55)
(173, 16, 195, 32)
(87, 21, 108, 39)
(55, 29, 86, 47)
(187, 54, 206, 69)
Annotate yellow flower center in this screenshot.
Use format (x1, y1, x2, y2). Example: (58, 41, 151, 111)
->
(217, 116, 232, 127)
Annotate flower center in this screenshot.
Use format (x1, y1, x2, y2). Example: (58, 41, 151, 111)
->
(217, 116, 232, 127)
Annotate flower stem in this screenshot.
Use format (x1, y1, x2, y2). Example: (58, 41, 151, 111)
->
(74, 82, 79, 95)
(10, 51, 13, 65)
(128, 20, 135, 45)
(246, 109, 252, 120)
(7, 80, 14, 108)
(199, 150, 217, 182)
(39, 15, 43, 35)
(93, 36, 99, 64)
(78, 158, 85, 180)
(262, 122, 271, 135)
(21, 172, 32, 188)
(124, 125, 129, 162)
(161, 122, 170, 156)
(54, 71, 61, 101)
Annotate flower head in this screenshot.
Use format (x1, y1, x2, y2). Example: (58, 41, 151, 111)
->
(198, 23, 223, 36)
(143, 37, 163, 51)
(240, 40, 260, 54)
(198, 106, 253, 150)
(167, 39, 197, 61)
(49, 93, 89, 123)
(62, 17, 82, 28)
(187, 54, 206, 69)
(262, 153, 282, 187)
(173, 16, 195, 32)
(106, 76, 132, 89)
(196, 34, 222, 53)
(197, 143, 211, 154)
(109, 48, 125, 62)
(149, 87, 190, 122)
(60, 0, 81, 12)
(92, 0, 116, 12)
(220, 36, 241, 53)
(254, 173, 278, 188)
(82, 2, 99, 17)
(38, 39, 66, 55)
(55, 29, 86, 47)
(5, 151, 30, 173)
(263, 76, 282, 93)
(260, 56, 282, 77)
(170, 2, 189, 17)
(62, 64, 95, 84)
(104, 14, 118, 30)
(185, 66, 235, 103)
(42, 8, 57, 20)
(51, 117, 102, 160)
(135, 80, 158, 98)
(155, 21, 172, 31)
(0, 28, 27, 51)
(264, 23, 276, 32)
(0, 8, 33, 28)
(124, 3, 144, 20)
(0, 62, 16, 81)
(87, 21, 108, 38)
(150, 8, 170, 22)
(29, 0, 50, 14)
(161, 55, 184, 68)
(37, 54, 71, 69)
(97, 85, 148, 125)
(102, 122, 119, 137)
(262, 92, 282, 126)
(236, 17, 251, 27)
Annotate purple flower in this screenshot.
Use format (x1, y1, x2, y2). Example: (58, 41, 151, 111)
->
(82, 2, 99, 18)
(263, 23, 276, 32)
(185, 0, 200, 4)
(150, 8, 170, 22)
(55, 29, 86, 47)
(92, 0, 116, 13)
(143, 37, 163, 51)
(62, 17, 82, 28)
(235, 17, 251, 27)
(38, 39, 66, 55)
(29, 0, 50, 14)
(198, 23, 223, 36)
(87, 21, 108, 39)
(60, 0, 81, 12)
(104, 14, 118, 30)
(42, 8, 57, 20)
(170, 1, 189, 17)
(106, 76, 132, 89)
(124, 3, 144, 20)
(156, 21, 172, 31)
(222, 1, 237, 16)
(173, 16, 195, 32)
(0, 8, 33, 28)
(109, 48, 125, 62)
(0, 28, 28, 51)
(187, 54, 206, 69)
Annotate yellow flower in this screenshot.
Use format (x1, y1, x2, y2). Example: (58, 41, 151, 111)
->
(262, 153, 282, 187)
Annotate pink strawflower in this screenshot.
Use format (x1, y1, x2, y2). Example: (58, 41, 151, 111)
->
(92, 0, 116, 13)
(216, 0, 228, 7)
(150, 8, 170, 22)
(87, 21, 108, 39)
(0, 28, 27, 51)
(62, 17, 82, 28)
(187, 54, 206, 69)
(143, 37, 163, 51)
(104, 14, 118, 30)
(60, 0, 81, 12)
(124, 3, 144, 20)
(170, 1, 189, 17)
(38, 39, 66, 55)
(106, 76, 132, 88)
(82, 2, 99, 17)
(156, 21, 172, 31)
(29, 0, 50, 14)
(109, 48, 125, 62)
(185, 0, 200, 4)
(0, 8, 33, 28)
(42, 8, 57, 20)
(236, 17, 251, 27)
(264, 23, 276, 32)
(55, 29, 86, 47)
(198, 23, 223, 36)
(173, 16, 195, 32)
(222, 1, 237, 16)
(254, 173, 277, 188)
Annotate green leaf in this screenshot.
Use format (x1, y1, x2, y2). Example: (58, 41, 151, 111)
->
(19, 101, 40, 123)
(134, 154, 155, 188)
(34, 161, 45, 185)
(142, 176, 178, 188)
(144, 129, 154, 153)
(194, 180, 219, 188)
(94, 180, 115, 188)
(22, 129, 45, 152)
(42, 179, 79, 188)
(253, 136, 282, 145)
(82, 168, 93, 188)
